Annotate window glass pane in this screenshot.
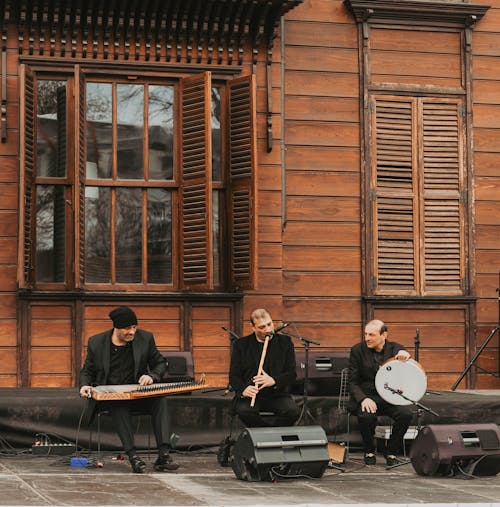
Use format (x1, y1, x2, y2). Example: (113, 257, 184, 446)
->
(213, 190, 221, 286)
(115, 187, 142, 283)
(117, 84, 144, 179)
(148, 85, 174, 180)
(147, 188, 172, 283)
(36, 185, 65, 282)
(86, 82, 112, 179)
(85, 187, 111, 282)
(37, 80, 67, 178)
(212, 87, 222, 181)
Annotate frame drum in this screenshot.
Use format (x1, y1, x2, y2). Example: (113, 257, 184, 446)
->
(375, 358, 427, 405)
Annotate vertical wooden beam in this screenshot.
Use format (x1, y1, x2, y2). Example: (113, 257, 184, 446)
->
(1, 1, 8, 143)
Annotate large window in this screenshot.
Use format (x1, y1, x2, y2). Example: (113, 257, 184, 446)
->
(370, 95, 466, 296)
(20, 66, 257, 291)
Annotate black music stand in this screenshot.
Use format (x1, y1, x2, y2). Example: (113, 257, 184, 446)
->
(451, 282, 500, 391)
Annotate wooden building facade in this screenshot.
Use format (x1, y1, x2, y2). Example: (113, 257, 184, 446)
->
(0, 0, 499, 391)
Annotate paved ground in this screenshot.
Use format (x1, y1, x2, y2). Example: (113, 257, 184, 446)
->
(0, 448, 499, 506)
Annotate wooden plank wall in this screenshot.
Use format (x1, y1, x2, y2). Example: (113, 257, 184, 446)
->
(281, 1, 362, 354)
(473, 0, 500, 388)
(0, 26, 21, 387)
(279, 0, 500, 389)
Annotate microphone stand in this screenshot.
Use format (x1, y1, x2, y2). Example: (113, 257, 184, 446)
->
(281, 329, 321, 426)
(382, 384, 440, 469)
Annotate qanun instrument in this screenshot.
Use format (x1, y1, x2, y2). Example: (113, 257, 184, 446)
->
(90, 375, 206, 401)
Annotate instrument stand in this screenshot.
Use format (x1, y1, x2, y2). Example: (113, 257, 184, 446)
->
(383, 384, 439, 470)
(451, 282, 500, 391)
(283, 330, 321, 426)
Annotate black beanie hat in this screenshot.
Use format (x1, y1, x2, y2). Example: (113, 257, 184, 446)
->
(109, 306, 138, 329)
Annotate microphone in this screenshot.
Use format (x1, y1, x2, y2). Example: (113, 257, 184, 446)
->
(274, 322, 291, 333)
(221, 326, 240, 341)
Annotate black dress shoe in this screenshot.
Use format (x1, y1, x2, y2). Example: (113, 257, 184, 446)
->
(364, 453, 376, 465)
(154, 453, 179, 472)
(386, 455, 398, 467)
(129, 455, 146, 473)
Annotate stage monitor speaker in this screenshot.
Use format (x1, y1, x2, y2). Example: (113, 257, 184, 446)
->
(292, 352, 349, 395)
(160, 351, 194, 382)
(410, 423, 500, 477)
(230, 425, 330, 481)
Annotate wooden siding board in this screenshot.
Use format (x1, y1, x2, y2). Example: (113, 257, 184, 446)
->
(286, 122, 359, 147)
(285, 299, 361, 323)
(284, 222, 360, 247)
(286, 146, 360, 171)
(287, 172, 360, 196)
(284, 246, 360, 271)
(370, 28, 461, 54)
(474, 152, 500, 177)
(285, 71, 359, 98)
(285, 20, 358, 48)
(286, 197, 359, 222)
(371, 52, 462, 82)
(284, 272, 361, 296)
(30, 349, 72, 374)
(285, 96, 359, 123)
(284, 47, 360, 74)
(31, 320, 72, 347)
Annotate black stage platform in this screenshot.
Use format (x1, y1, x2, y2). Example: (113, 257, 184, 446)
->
(0, 388, 499, 452)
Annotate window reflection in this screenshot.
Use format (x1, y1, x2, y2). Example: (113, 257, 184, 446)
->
(212, 88, 222, 181)
(37, 80, 67, 178)
(117, 84, 144, 179)
(36, 185, 66, 282)
(147, 188, 172, 283)
(115, 187, 142, 283)
(86, 82, 112, 179)
(85, 187, 111, 282)
(149, 85, 174, 180)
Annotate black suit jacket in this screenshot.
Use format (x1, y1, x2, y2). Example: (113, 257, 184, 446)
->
(229, 332, 297, 397)
(80, 328, 167, 421)
(348, 339, 406, 409)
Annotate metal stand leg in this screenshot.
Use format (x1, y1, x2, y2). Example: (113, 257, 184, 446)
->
(451, 326, 500, 391)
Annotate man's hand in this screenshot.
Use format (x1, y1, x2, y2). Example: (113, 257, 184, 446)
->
(80, 385, 92, 398)
(138, 374, 153, 386)
(253, 370, 276, 390)
(361, 397, 377, 413)
(242, 384, 259, 398)
(395, 350, 410, 361)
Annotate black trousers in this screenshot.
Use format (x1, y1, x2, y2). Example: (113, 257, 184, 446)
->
(353, 394, 413, 455)
(234, 393, 300, 427)
(100, 396, 171, 454)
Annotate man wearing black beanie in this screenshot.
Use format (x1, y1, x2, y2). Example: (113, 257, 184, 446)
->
(80, 306, 178, 473)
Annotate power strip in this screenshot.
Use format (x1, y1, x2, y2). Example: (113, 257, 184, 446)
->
(32, 443, 76, 456)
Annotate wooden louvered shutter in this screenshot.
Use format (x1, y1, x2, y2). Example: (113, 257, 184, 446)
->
(372, 97, 418, 294)
(421, 99, 464, 294)
(371, 95, 465, 295)
(18, 65, 36, 288)
(75, 66, 85, 287)
(180, 72, 213, 289)
(229, 75, 257, 290)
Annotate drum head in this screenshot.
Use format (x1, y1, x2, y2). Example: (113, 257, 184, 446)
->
(375, 358, 427, 405)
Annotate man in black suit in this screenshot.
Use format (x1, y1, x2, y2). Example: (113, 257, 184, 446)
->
(348, 319, 413, 467)
(229, 308, 299, 427)
(80, 306, 178, 473)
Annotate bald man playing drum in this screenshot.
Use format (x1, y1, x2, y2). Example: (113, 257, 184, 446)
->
(348, 319, 413, 467)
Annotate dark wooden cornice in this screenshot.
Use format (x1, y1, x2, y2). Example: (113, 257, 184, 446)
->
(0, 0, 303, 65)
(344, 0, 490, 26)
